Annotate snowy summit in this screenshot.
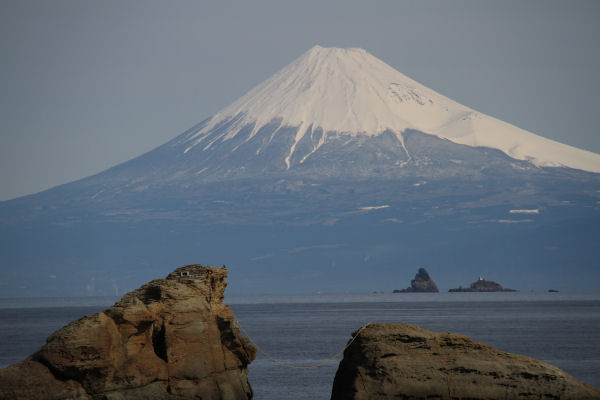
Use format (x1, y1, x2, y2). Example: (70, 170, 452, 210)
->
(182, 45, 600, 173)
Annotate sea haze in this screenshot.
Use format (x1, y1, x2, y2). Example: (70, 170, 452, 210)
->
(1, 293, 599, 399)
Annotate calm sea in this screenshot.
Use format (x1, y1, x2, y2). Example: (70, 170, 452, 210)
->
(1, 292, 599, 399)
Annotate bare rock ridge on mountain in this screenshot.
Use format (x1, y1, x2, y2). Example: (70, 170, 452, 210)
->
(393, 267, 439, 292)
(0, 265, 256, 400)
(331, 323, 600, 400)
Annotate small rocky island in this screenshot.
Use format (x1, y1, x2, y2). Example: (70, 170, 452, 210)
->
(393, 267, 439, 293)
(0, 265, 256, 400)
(449, 276, 516, 292)
(331, 323, 600, 399)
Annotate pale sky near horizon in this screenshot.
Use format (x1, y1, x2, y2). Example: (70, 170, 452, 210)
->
(1, 0, 599, 201)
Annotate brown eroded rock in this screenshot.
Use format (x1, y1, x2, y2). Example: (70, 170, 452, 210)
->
(0, 264, 256, 400)
(331, 323, 600, 400)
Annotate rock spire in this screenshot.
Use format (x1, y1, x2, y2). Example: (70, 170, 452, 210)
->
(394, 267, 439, 293)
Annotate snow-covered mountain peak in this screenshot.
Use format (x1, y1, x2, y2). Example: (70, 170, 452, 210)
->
(182, 46, 600, 173)
(209, 44, 436, 137)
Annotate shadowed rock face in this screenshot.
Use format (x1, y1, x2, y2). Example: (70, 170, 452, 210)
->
(394, 267, 439, 293)
(0, 265, 256, 400)
(331, 323, 600, 400)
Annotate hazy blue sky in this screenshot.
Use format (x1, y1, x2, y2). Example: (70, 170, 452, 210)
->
(1, 0, 599, 201)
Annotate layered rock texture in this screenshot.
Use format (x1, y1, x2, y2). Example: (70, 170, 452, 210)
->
(0, 265, 256, 400)
(331, 323, 600, 400)
(394, 267, 439, 293)
(449, 277, 516, 292)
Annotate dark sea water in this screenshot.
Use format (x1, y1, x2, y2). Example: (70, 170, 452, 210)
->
(1, 292, 599, 399)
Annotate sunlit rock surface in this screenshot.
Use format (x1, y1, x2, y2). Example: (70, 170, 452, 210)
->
(331, 323, 600, 400)
(0, 265, 255, 400)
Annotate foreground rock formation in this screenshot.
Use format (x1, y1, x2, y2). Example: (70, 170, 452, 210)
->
(449, 277, 516, 292)
(0, 265, 256, 400)
(331, 323, 600, 400)
(394, 267, 439, 293)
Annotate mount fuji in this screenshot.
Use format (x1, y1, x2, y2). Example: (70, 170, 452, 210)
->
(182, 45, 600, 173)
(1, 46, 599, 297)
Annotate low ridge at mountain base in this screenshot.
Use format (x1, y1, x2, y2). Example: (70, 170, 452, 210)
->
(331, 323, 600, 400)
(0, 265, 256, 400)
